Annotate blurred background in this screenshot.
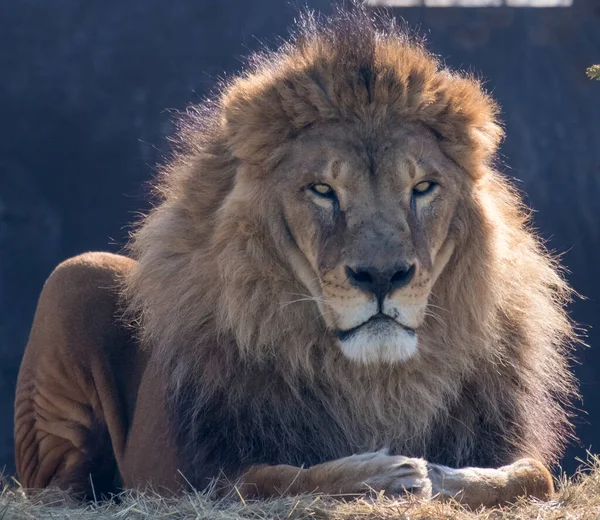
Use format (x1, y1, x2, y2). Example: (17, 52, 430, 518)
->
(0, 0, 598, 476)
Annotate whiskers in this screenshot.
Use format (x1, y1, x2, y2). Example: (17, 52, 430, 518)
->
(278, 292, 330, 330)
(279, 292, 328, 311)
(423, 303, 448, 330)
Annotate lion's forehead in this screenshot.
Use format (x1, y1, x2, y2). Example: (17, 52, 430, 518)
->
(282, 122, 453, 189)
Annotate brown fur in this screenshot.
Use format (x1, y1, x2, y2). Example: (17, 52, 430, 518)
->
(15, 5, 577, 508)
(125, 4, 575, 464)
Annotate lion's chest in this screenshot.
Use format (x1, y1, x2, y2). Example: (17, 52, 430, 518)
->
(171, 380, 419, 483)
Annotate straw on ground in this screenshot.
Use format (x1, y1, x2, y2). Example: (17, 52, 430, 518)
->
(1, 456, 599, 520)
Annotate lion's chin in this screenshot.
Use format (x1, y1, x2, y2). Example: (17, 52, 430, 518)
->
(336, 319, 418, 364)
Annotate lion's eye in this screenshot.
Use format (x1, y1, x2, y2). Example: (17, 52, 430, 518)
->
(310, 183, 335, 198)
(412, 181, 437, 197)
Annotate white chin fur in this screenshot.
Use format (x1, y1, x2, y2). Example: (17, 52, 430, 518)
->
(337, 321, 418, 364)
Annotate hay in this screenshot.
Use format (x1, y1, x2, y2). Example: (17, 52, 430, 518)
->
(2, 456, 599, 520)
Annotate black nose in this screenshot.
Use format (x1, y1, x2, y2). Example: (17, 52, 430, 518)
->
(345, 263, 416, 302)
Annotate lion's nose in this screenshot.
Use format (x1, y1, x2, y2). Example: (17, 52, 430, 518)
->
(345, 263, 416, 302)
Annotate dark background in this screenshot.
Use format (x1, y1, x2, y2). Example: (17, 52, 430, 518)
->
(1, 0, 598, 476)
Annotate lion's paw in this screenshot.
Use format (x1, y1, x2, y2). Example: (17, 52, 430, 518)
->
(359, 451, 432, 498)
(310, 449, 432, 498)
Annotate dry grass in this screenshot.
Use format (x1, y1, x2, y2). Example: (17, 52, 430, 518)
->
(2, 457, 600, 520)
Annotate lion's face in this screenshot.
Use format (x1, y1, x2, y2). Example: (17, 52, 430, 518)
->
(269, 122, 463, 363)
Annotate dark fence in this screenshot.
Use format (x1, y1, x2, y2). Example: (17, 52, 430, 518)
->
(0, 0, 598, 475)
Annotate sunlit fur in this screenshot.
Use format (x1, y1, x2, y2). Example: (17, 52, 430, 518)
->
(124, 6, 577, 469)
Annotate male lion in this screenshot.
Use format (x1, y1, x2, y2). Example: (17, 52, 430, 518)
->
(14, 7, 576, 508)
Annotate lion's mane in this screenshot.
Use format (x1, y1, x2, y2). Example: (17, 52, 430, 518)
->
(123, 6, 577, 476)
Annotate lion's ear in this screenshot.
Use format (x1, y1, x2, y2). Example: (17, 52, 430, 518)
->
(468, 119, 504, 179)
(221, 78, 285, 166)
(431, 118, 503, 181)
(221, 65, 337, 168)
(472, 119, 504, 160)
(221, 73, 318, 169)
(426, 76, 505, 180)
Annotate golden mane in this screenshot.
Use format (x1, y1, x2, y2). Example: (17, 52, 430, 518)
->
(123, 6, 577, 469)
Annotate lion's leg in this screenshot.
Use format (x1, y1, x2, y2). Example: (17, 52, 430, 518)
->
(14, 253, 140, 497)
(428, 458, 554, 508)
(230, 450, 432, 499)
(233, 454, 551, 507)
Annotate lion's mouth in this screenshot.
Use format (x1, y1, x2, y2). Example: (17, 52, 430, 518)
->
(337, 313, 416, 342)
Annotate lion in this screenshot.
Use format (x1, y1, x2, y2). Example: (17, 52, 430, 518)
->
(14, 6, 577, 508)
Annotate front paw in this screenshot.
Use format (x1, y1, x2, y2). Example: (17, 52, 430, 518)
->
(427, 458, 554, 508)
(306, 450, 432, 498)
(361, 451, 432, 498)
